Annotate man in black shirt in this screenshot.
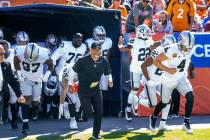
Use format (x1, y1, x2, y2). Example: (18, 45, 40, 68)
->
(60, 42, 112, 139)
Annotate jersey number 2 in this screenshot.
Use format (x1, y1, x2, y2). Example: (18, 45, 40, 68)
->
(138, 48, 150, 61)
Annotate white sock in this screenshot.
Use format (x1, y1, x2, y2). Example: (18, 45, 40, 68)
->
(162, 104, 171, 120)
(159, 120, 166, 127)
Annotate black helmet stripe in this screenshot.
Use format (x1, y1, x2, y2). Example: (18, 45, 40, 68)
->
(22, 31, 25, 40)
(30, 43, 34, 59)
(188, 32, 191, 46)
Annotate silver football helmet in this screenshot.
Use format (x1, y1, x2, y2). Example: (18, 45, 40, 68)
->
(45, 34, 58, 49)
(178, 31, 195, 55)
(16, 31, 29, 45)
(0, 29, 3, 40)
(93, 26, 106, 44)
(161, 34, 177, 47)
(136, 24, 151, 39)
(24, 43, 39, 63)
(44, 73, 58, 96)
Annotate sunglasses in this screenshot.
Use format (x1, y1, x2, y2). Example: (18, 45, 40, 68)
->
(143, 0, 150, 3)
(114, 0, 120, 1)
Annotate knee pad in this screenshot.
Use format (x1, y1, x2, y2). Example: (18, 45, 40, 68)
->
(185, 92, 194, 101)
(127, 92, 137, 104)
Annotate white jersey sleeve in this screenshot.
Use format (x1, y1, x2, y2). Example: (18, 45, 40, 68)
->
(150, 46, 164, 59)
(51, 41, 67, 64)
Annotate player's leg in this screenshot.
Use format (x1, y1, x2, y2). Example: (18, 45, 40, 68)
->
(31, 81, 42, 121)
(66, 93, 78, 129)
(139, 81, 157, 108)
(150, 84, 173, 132)
(125, 72, 141, 122)
(177, 77, 194, 134)
(20, 80, 32, 135)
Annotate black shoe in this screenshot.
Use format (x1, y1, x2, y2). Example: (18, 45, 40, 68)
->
(182, 122, 193, 134)
(11, 121, 18, 131)
(22, 122, 29, 135)
(149, 115, 157, 132)
(125, 108, 133, 122)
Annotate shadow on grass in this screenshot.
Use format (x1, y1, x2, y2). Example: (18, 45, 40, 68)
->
(34, 131, 79, 140)
(100, 130, 165, 140)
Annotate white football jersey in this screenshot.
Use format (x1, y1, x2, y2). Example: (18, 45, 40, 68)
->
(62, 63, 78, 85)
(14, 46, 50, 82)
(51, 41, 87, 75)
(161, 43, 191, 81)
(129, 38, 153, 73)
(85, 37, 112, 59)
(5, 49, 15, 72)
(145, 46, 165, 84)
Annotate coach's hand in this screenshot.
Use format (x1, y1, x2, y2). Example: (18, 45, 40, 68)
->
(17, 96, 25, 103)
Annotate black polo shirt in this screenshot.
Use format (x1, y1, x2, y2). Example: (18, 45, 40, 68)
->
(73, 54, 111, 95)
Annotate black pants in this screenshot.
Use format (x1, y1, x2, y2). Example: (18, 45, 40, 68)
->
(170, 89, 180, 115)
(78, 92, 103, 137)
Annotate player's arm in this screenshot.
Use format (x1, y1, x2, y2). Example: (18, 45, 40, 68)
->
(14, 55, 21, 71)
(60, 74, 69, 104)
(51, 44, 65, 65)
(141, 57, 153, 81)
(153, 53, 176, 74)
(149, 41, 161, 52)
(44, 58, 54, 72)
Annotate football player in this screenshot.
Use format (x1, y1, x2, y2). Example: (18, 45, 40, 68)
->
(51, 33, 87, 76)
(11, 31, 29, 49)
(59, 63, 80, 129)
(14, 43, 54, 135)
(149, 31, 195, 134)
(85, 26, 113, 92)
(140, 35, 177, 131)
(119, 24, 153, 122)
(43, 72, 59, 119)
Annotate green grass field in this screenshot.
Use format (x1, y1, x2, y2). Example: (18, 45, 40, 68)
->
(24, 128, 210, 140)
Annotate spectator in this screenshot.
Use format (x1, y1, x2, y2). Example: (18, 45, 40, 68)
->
(109, 0, 128, 34)
(204, 20, 210, 31)
(193, 0, 207, 19)
(126, 0, 153, 33)
(192, 13, 203, 32)
(202, 7, 210, 27)
(152, 0, 166, 14)
(152, 11, 173, 33)
(109, 0, 128, 21)
(92, 0, 105, 7)
(167, 0, 195, 32)
(125, 0, 153, 43)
